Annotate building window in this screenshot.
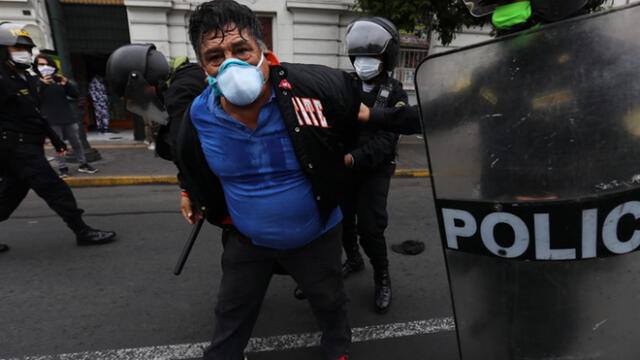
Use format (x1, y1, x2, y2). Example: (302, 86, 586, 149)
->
(259, 17, 273, 51)
(393, 47, 429, 90)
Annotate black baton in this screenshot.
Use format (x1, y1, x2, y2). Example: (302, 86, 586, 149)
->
(173, 218, 204, 275)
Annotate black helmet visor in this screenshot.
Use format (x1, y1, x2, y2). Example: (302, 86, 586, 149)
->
(346, 21, 393, 56)
(124, 72, 169, 125)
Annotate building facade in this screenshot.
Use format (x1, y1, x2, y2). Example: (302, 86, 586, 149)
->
(0, 0, 360, 71)
(1, 0, 636, 112)
(125, 0, 358, 70)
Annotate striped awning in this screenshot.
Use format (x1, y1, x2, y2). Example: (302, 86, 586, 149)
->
(59, 0, 124, 5)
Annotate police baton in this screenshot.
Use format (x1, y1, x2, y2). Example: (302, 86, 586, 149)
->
(173, 217, 204, 276)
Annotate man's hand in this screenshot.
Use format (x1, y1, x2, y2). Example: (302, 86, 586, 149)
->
(58, 75, 68, 86)
(40, 75, 53, 85)
(344, 153, 354, 168)
(56, 150, 67, 157)
(358, 103, 370, 123)
(181, 195, 204, 225)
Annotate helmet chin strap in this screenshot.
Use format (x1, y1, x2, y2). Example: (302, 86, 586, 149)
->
(8, 59, 29, 69)
(363, 70, 389, 85)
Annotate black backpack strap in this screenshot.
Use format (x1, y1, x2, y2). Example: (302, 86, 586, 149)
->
(373, 77, 394, 109)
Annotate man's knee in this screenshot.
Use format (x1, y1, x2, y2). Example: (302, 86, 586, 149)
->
(303, 279, 348, 311)
(357, 221, 387, 241)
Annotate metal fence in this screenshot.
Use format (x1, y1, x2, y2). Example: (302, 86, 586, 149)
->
(393, 48, 429, 90)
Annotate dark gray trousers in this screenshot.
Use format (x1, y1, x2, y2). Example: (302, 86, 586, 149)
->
(51, 123, 86, 167)
(342, 163, 395, 268)
(0, 143, 86, 232)
(203, 223, 350, 360)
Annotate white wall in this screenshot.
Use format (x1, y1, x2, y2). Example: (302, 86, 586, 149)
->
(429, 25, 492, 55)
(0, 0, 54, 49)
(123, 0, 356, 70)
(610, 0, 639, 6)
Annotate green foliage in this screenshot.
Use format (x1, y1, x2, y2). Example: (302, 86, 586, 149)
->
(354, 0, 609, 46)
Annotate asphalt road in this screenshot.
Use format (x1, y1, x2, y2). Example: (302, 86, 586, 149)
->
(0, 177, 458, 359)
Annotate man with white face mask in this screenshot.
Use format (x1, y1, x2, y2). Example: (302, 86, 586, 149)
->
(0, 23, 116, 252)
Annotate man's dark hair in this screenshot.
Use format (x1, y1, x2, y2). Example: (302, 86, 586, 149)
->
(188, 0, 264, 59)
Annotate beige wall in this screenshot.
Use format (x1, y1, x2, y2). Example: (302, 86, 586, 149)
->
(123, 0, 357, 71)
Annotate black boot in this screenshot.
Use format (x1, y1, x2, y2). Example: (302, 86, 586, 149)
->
(76, 227, 117, 246)
(374, 267, 392, 314)
(0, 244, 9, 253)
(342, 253, 365, 278)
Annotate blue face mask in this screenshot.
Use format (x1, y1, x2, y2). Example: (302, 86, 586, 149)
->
(207, 53, 265, 106)
(353, 56, 382, 81)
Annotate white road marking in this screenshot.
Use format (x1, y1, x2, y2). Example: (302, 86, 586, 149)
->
(1, 317, 455, 360)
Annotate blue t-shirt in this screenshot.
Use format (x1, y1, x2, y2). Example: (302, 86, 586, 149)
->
(190, 86, 342, 249)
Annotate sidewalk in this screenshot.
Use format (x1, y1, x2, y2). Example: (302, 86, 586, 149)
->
(48, 130, 429, 187)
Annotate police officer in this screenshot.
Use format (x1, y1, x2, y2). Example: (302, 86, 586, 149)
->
(106, 44, 207, 162)
(340, 17, 407, 314)
(0, 23, 116, 252)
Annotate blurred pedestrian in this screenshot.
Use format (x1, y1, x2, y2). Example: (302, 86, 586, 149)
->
(34, 54, 98, 177)
(143, 116, 156, 151)
(0, 23, 116, 253)
(88, 74, 112, 133)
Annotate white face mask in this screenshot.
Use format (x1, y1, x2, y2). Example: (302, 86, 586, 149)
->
(38, 65, 56, 76)
(353, 56, 383, 81)
(10, 51, 33, 67)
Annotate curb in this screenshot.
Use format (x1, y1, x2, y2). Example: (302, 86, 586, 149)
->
(394, 169, 431, 177)
(63, 170, 430, 188)
(63, 175, 178, 187)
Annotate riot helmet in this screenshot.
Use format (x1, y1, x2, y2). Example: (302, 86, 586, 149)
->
(0, 22, 36, 68)
(106, 44, 170, 125)
(345, 17, 400, 74)
(0, 22, 36, 48)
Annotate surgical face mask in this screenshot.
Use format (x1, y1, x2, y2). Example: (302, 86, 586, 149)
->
(207, 54, 265, 106)
(354, 56, 383, 81)
(10, 51, 32, 68)
(38, 65, 56, 76)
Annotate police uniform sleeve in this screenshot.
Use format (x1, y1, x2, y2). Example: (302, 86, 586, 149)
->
(389, 79, 409, 107)
(348, 80, 407, 169)
(0, 73, 9, 104)
(349, 130, 398, 170)
(165, 65, 207, 147)
(369, 105, 422, 135)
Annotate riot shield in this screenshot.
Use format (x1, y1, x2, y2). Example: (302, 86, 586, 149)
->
(416, 4, 640, 359)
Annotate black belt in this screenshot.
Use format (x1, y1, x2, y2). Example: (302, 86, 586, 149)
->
(0, 129, 45, 145)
